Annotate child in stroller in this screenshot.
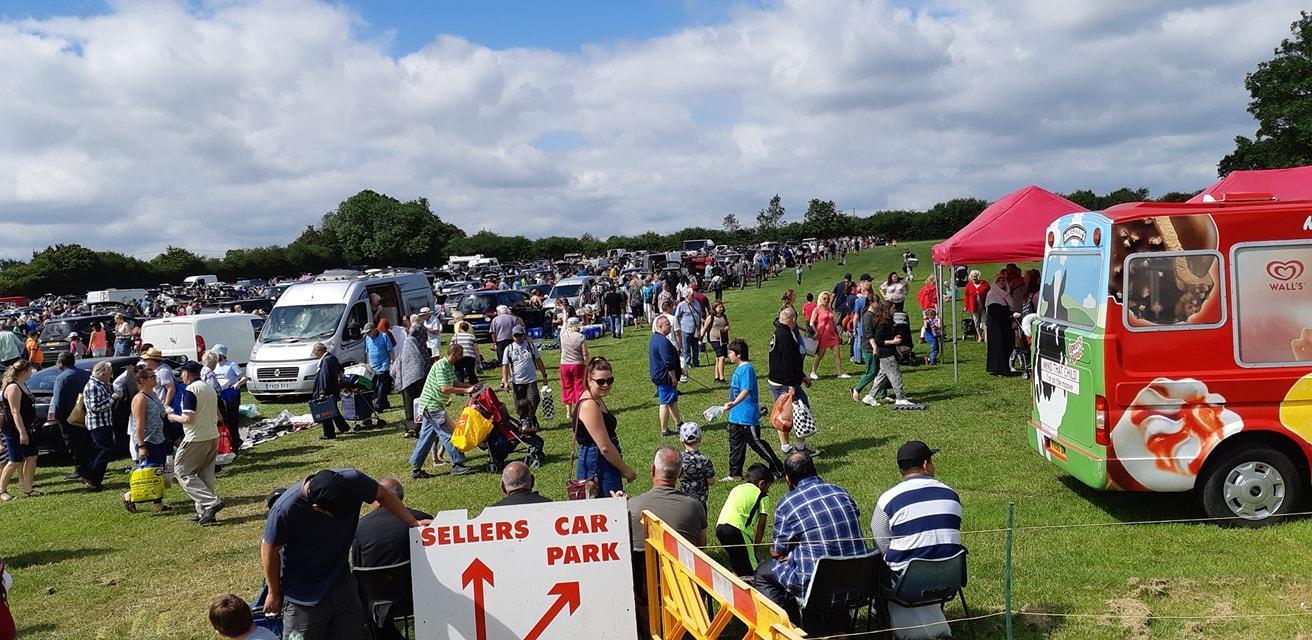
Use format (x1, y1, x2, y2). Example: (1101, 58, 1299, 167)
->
(469, 387, 546, 473)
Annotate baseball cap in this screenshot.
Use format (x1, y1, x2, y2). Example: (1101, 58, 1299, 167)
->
(679, 422, 702, 444)
(896, 440, 939, 470)
(67, 331, 79, 338)
(512, 325, 526, 336)
(211, 344, 228, 357)
(304, 469, 353, 515)
(419, 306, 432, 314)
(179, 360, 203, 375)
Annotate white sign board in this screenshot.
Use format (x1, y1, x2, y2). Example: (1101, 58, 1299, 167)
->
(411, 497, 638, 640)
(1040, 357, 1080, 394)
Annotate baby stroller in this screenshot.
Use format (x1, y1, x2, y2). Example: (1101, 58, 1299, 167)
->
(961, 317, 978, 340)
(338, 374, 378, 428)
(468, 386, 546, 472)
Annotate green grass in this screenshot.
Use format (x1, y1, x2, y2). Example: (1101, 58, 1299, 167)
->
(5, 240, 1312, 639)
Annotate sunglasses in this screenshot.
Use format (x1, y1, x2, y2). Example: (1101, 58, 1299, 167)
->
(591, 377, 615, 386)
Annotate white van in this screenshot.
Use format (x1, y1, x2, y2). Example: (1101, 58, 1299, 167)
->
(247, 271, 433, 401)
(183, 274, 219, 286)
(86, 288, 148, 305)
(140, 313, 264, 368)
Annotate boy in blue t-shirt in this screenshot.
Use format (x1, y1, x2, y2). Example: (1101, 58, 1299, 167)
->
(722, 339, 784, 480)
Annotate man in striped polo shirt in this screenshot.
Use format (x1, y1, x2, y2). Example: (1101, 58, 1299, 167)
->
(871, 441, 965, 575)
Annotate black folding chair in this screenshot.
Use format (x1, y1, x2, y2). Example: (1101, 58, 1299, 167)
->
(354, 562, 414, 640)
(797, 552, 883, 634)
(877, 550, 970, 638)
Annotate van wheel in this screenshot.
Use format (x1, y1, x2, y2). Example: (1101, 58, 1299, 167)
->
(1199, 447, 1301, 526)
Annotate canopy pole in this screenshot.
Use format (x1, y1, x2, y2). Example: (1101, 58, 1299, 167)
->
(951, 265, 959, 384)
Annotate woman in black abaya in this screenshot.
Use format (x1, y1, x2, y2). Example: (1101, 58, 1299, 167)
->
(985, 274, 1015, 376)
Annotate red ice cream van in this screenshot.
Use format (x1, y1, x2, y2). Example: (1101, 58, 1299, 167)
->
(1029, 195, 1312, 525)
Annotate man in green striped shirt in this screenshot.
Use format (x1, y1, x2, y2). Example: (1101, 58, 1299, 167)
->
(410, 343, 476, 478)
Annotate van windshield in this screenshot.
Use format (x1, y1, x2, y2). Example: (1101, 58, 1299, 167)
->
(549, 284, 582, 299)
(40, 321, 76, 341)
(262, 304, 345, 342)
(1039, 252, 1104, 328)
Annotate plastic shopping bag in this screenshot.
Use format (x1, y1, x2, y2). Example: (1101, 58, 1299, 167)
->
(215, 426, 236, 465)
(129, 464, 165, 503)
(540, 385, 555, 420)
(702, 404, 726, 423)
(451, 406, 495, 452)
(770, 388, 794, 432)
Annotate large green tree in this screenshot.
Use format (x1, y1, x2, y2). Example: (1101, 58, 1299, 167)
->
(321, 191, 464, 267)
(755, 194, 785, 230)
(803, 199, 848, 238)
(1218, 11, 1312, 174)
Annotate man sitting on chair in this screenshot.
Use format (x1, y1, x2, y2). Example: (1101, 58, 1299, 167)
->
(870, 440, 964, 576)
(754, 451, 868, 622)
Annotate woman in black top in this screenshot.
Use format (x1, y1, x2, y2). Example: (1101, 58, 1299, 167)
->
(0, 361, 41, 500)
(574, 357, 636, 496)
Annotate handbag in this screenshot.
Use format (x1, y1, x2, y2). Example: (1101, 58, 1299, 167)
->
(802, 336, 819, 356)
(67, 394, 87, 428)
(539, 385, 555, 420)
(567, 407, 600, 500)
(792, 399, 817, 438)
(307, 397, 338, 423)
(769, 387, 795, 432)
(128, 464, 165, 503)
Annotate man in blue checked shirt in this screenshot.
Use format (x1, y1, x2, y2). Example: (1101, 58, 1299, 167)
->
(753, 451, 868, 621)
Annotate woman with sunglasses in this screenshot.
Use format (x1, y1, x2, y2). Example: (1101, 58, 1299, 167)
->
(122, 365, 171, 513)
(573, 357, 636, 496)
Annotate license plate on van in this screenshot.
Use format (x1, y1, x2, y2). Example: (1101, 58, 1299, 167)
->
(264, 383, 291, 390)
(1047, 438, 1068, 461)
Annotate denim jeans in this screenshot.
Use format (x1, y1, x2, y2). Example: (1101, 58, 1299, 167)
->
(409, 409, 463, 467)
(926, 331, 939, 364)
(576, 441, 622, 496)
(851, 324, 864, 364)
(85, 426, 117, 486)
(681, 331, 700, 367)
(114, 337, 133, 356)
(608, 314, 623, 338)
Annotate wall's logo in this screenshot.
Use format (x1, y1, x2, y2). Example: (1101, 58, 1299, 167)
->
(1304, 215, 1312, 231)
(1267, 260, 1305, 291)
(1267, 260, 1304, 281)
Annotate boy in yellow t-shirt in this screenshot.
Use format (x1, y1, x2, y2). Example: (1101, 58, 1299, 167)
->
(714, 464, 774, 578)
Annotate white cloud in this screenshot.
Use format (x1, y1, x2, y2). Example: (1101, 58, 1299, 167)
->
(0, 0, 1303, 258)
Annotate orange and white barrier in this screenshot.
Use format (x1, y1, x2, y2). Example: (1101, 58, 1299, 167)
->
(641, 511, 805, 640)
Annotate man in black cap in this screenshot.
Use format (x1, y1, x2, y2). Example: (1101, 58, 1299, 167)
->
(261, 468, 430, 639)
(870, 441, 964, 576)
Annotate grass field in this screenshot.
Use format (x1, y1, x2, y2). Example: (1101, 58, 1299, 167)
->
(4, 240, 1311, 639)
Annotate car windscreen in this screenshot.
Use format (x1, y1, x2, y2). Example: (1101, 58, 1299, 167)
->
(549, 284, 582, 299)
(1039, 252, 1103, 328)
(260, 304, 345, 342)
(39, 321, 77, 341)
(458, 295, 496, 315)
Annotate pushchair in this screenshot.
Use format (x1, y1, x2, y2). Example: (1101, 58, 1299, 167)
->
(338, 374, 378, 428)
(467, 386, 546, 472)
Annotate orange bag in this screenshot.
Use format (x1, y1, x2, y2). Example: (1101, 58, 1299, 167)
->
(770, 387, 795, 432)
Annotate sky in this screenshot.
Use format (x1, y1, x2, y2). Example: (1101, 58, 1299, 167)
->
(0, 0, 1304, 259)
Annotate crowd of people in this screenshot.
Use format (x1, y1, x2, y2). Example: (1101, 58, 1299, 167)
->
(0, 236, 995, 640)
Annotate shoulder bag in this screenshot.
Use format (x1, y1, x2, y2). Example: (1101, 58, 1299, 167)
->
(67, 394, 87, 428)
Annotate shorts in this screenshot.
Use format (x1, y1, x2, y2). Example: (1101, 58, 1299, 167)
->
(711, 342, 727, 358)
(655, 383, 679, 405)
(1, 431, 37, 462)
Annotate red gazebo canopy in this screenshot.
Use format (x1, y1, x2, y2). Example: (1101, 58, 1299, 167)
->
(1188, 165, 1312, 203)
(931, 185, 1087, 265)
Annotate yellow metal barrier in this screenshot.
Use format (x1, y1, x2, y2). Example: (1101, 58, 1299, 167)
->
(642, 511, 806, 640)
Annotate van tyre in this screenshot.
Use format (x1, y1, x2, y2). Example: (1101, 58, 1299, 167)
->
(1200, 447, 1301, 527)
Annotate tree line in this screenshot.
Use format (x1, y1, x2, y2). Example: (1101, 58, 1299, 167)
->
(0, 187, 1194, 298)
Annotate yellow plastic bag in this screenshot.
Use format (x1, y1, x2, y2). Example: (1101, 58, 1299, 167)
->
(129, 465, 165, 503)
(451, 406, 494, 452)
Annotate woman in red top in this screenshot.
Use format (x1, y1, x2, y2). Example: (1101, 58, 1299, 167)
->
(963, 269, 990, 342)
(807, 291, 848, 380)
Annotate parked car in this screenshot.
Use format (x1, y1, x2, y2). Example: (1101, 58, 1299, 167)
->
(519, 283, 552, 299)
(543, 276, 598, 320)
(28, 355, 146, 455)
(441, 290, 545, 341)
(38, 314, 121, 362)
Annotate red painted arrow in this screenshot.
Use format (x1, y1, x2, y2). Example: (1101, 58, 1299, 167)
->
(523, 581, 581, 640)
(461, 558, 495, 640)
